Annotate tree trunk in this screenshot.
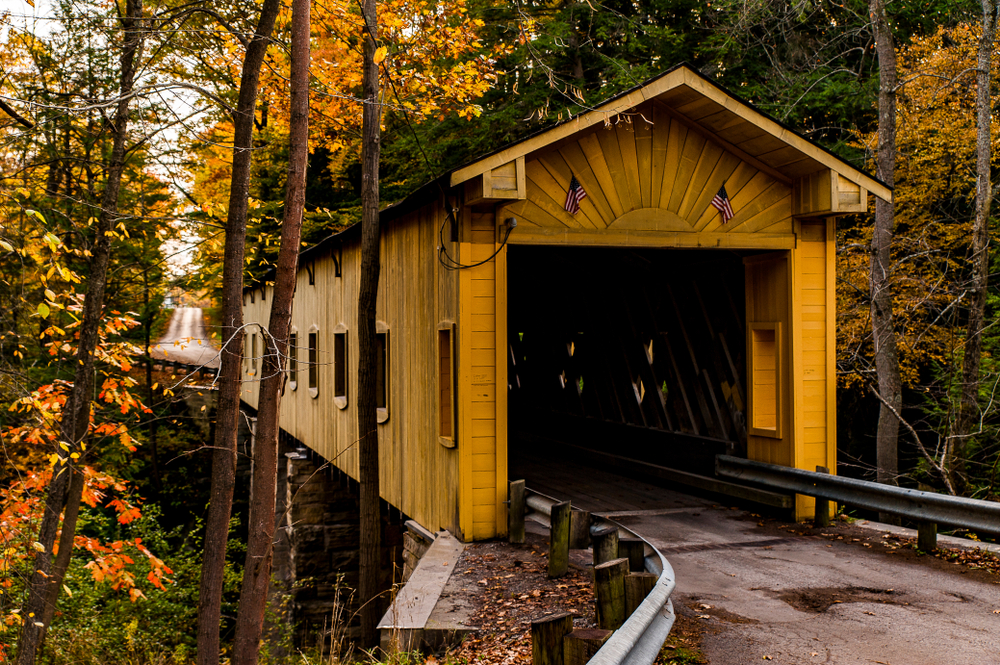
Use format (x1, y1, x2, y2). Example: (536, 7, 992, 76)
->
(231, 0, 310, 659)
(195, 1, 281, 663)
(358, 0, 383, 647)
(37, 468, 85, 640)
(954, 0, 997, 493)
(15, 2, 144, 662)
(868, 0, 902, 513)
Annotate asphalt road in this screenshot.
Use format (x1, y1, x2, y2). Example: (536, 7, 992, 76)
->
(150, 307, 220, 369)
(514, 450, 1000, 665)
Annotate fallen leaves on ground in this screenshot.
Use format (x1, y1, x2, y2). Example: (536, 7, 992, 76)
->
(446, 533, 595, 665)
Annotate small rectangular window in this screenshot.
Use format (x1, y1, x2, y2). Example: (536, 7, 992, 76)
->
(750, 323, 780, 437)
(438, 328, 454, 441)
(334, 330, 348, 408)
(376, 332, 388, 411)
(250, 333, 258, 374)
(288, 332, 298, 388)
(308, 331, 318, 395)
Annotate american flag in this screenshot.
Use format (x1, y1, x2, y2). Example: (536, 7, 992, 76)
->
(711, 184, 735, 223)
(564, 175, 587, 214)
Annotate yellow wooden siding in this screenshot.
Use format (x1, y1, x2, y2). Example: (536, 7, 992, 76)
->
(240, 199, 463, 536)
(503, 100, 794, 249)
(790, 219, 834, 519)
(459, 210, 501, 541)
(744, 253, 792, 467)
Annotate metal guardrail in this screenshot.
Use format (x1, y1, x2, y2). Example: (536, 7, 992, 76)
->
(716, 455, 1000, 537)
(524, 489, 676, 665)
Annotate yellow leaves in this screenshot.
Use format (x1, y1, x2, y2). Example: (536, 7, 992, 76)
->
(36, 302, 50, 319)
(0, 240, 13, 252)
(374, 46, 388, 64)
(31, 542, 44, 553)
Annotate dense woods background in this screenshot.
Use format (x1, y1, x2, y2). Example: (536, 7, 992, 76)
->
(1, 0, 999, 662)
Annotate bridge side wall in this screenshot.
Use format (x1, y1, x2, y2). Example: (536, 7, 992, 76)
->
(241, 196, 466, 537)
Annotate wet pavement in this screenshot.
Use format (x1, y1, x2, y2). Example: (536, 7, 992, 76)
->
(513, 449, 1000, 664)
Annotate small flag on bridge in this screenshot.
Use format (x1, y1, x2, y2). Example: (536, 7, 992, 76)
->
(564, 175, 587, 214)
(711, 184, 735, 223)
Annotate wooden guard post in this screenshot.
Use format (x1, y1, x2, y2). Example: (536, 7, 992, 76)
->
(618, 536, 645, 571)
(569, 509, 591, 550)
(594, 557, 629, 630)
(564, 628, 612, 665)
(814, 466, 830, 528)
(592, 526, 619, 567)
(509, 479, 526, 544)
(549, 500, 571, 578)
(531, 611, 574, 665)
(918, 521, 937, 551)
(625, 572, 658, 615)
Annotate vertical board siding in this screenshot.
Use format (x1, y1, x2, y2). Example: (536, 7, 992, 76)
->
(744, 254, 792, 467)
(239, 198, 462, 537)
(791, 219, 833, 520)
(459, 210, 499, 540)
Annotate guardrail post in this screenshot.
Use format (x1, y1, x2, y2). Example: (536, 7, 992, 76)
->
(531, 611, 573, 665)
(624, 571, 658, 615)
(509, 479, 525, 545)
(569, 509, 591, 549)
(549, 500, 571, 578)
(918, 521, 937, 551)
(592, 526, 619, 567)
(564, 628, 612, 665)
(619, 537, 645, 572)
(594, 557, 629, 630)
(814, 466, 831, 528)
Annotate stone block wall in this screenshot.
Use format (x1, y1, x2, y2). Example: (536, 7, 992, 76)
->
(275, 433, 404, 649)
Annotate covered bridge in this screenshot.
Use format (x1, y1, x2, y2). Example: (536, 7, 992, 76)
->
(240, 64, 891, 541)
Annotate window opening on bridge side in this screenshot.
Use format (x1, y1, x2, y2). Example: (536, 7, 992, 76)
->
(438, 324, 456, 447)
(376, 323, 389, 423)
(333, 324, 348, 409)
(749, 322, 781, 438)
(288, 329, 298, 390)
(308, 325, 319, 399)
(249, 332, 257, 376)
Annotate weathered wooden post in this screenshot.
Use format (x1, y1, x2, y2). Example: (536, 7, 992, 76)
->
(563, 628, 612, 665)
(594, 557, 628, 630)
(509, 479, 526, 544)
(814, 466, 831, 528)
(531, 611, 573, 665)
(569, 509, 591, 550)
(592, 526, 619, 567)
(618, 536, 645, 572)
(918, 521, 937, 551)
(549, 500, 571, 578)
(624, 572, 657, 615)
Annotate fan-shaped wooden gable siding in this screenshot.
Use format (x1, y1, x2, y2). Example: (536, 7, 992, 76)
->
(504, 100, 793, 247)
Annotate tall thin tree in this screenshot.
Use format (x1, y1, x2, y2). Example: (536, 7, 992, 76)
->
(954, 0, 998, 491)
(358, 0, 383, 647)
(196, 1, 282, 662)
(15, 1, 145, 662)
(868, 0, 903, 507)
(231, 0, 310, 658)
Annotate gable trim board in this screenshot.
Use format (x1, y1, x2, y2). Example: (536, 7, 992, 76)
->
(240, 64, 886, 539)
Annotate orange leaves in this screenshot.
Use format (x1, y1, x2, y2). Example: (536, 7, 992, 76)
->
(258, 0, 507, 150)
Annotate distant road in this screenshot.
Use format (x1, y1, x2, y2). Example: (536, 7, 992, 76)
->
(150, 307, 220, 369)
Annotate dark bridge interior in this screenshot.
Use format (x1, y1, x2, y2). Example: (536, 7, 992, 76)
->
(507, 245, 749, 477)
